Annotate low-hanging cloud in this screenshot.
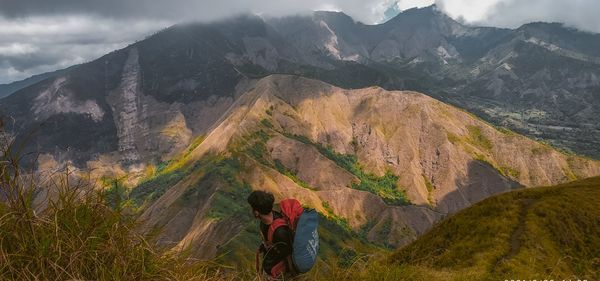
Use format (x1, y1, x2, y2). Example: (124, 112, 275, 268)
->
(0, 15, 169, 84)
(437, 0, 600, 32)
(1, 0, 600, 84)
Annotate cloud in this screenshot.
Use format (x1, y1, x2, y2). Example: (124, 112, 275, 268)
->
(1, 0, 600, 84)
(436, 0, 600, 32)
(0, 15, 169, 83)
(482, 0, 600, 33)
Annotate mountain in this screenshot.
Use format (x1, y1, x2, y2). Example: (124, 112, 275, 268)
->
(384, 176, 600, 280)
(131, 75, 600, 260)
(0, 67, 70, 99)
(3, 5, 600, 170)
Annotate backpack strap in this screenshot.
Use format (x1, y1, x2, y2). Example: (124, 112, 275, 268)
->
(267, 218, 288, 243)
(265, 218, 290, 278)
(269, 261, 286, 278)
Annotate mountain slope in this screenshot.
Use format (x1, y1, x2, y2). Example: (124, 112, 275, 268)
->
(384, 176, 600, 281)
(132, 75, 600, 260)
(0, 67, 70, 99)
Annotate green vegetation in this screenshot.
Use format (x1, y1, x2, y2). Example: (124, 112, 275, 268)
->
(351, 171, 407, 205)
(260, 118, 273, 129)
(158, 135, 206, 174)
(322, 201, 350, 231)
(206, 185, 252, 221)
(338, 248, 359, 267)
(214, 202, 384, 275)
(4, 118, 598, 280)
(314, 212, 385, 264)
(385, 176, 600, 280)
(130, 168, 186, 207)
(265, 105, 274, 116)
(180, 156, 253, 220)
(185, 135, 206, 157)
(466, 125, 493, 150)
(473, 153, 522, 180)
(446, 131, 461, 144)
(284, 133, 410, 205)
(496, 126, 516, 135)
(378, 219, 393, 241)
(273, 159, 314, 190)
(531, 144, 552, 155)
(233, 129, 408, 205)
(499, 165, 521, 179)
(322, 201, 334, 214)
(562, 167, 578, 181)
(230, 129, 271, 165)
(423, 175, 435, 205)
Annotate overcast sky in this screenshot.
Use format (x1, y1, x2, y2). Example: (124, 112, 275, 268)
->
(1, 0, 599, 84)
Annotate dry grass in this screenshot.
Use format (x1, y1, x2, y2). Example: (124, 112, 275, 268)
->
(0, 122, 236, 281)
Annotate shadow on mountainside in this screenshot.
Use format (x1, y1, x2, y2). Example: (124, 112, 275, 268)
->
(437, 159, 523, 215)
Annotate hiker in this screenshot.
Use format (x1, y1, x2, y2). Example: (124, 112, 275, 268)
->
(247, 190, 296, 279)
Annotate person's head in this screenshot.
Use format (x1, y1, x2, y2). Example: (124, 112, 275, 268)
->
(247, 190, 274, 219)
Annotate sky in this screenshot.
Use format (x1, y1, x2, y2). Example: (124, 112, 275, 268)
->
(1, 0, 599, 84)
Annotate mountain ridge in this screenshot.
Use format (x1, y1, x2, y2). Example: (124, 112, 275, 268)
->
(128, 74, 600, 259)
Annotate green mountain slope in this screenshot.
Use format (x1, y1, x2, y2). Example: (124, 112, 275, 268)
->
(332, 176, 600, 281)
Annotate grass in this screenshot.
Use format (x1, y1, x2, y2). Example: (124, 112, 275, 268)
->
(260, 118, 273, 129)
(273, 159, 314, 190)
(158, 134, 206, 174)
(423, 175, 435, 205)
(284, 133, 410, 205)
(0, 121, 233, 281)
(321, 201, 351, 231)
(466, 125, 493, 151)
(474, 153, 522, 180)
(230, 129, 271, 166)
(129, 168, 186, 207)
(499, 165, 521, 179)
(387, 176, 600, 280)
(187, 156, 253, 221)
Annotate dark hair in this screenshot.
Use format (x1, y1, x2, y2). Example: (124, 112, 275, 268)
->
(247, 190, 274, 215)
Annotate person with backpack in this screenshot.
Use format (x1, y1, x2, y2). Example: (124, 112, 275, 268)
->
(247, 190, 319, 280)
(247, 190, 294, 278)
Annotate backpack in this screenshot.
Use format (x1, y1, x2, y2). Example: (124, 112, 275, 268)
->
(266, 199, 319, 275)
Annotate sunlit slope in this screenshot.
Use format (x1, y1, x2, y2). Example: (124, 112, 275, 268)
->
(386, 176, 600, 280)
(136, 75, 600, 260)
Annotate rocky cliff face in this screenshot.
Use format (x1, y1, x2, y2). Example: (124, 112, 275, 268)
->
(136, 75, 600, 258)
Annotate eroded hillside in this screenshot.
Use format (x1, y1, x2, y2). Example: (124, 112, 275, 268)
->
(132, 75, 600, 260)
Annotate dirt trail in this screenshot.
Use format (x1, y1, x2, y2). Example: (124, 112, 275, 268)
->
(495, 198, 536, 267)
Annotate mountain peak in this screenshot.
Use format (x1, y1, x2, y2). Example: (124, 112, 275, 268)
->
(313, 10, 357, 26)
(395, 4, 440, 17)
(384, 3, 458, 27)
